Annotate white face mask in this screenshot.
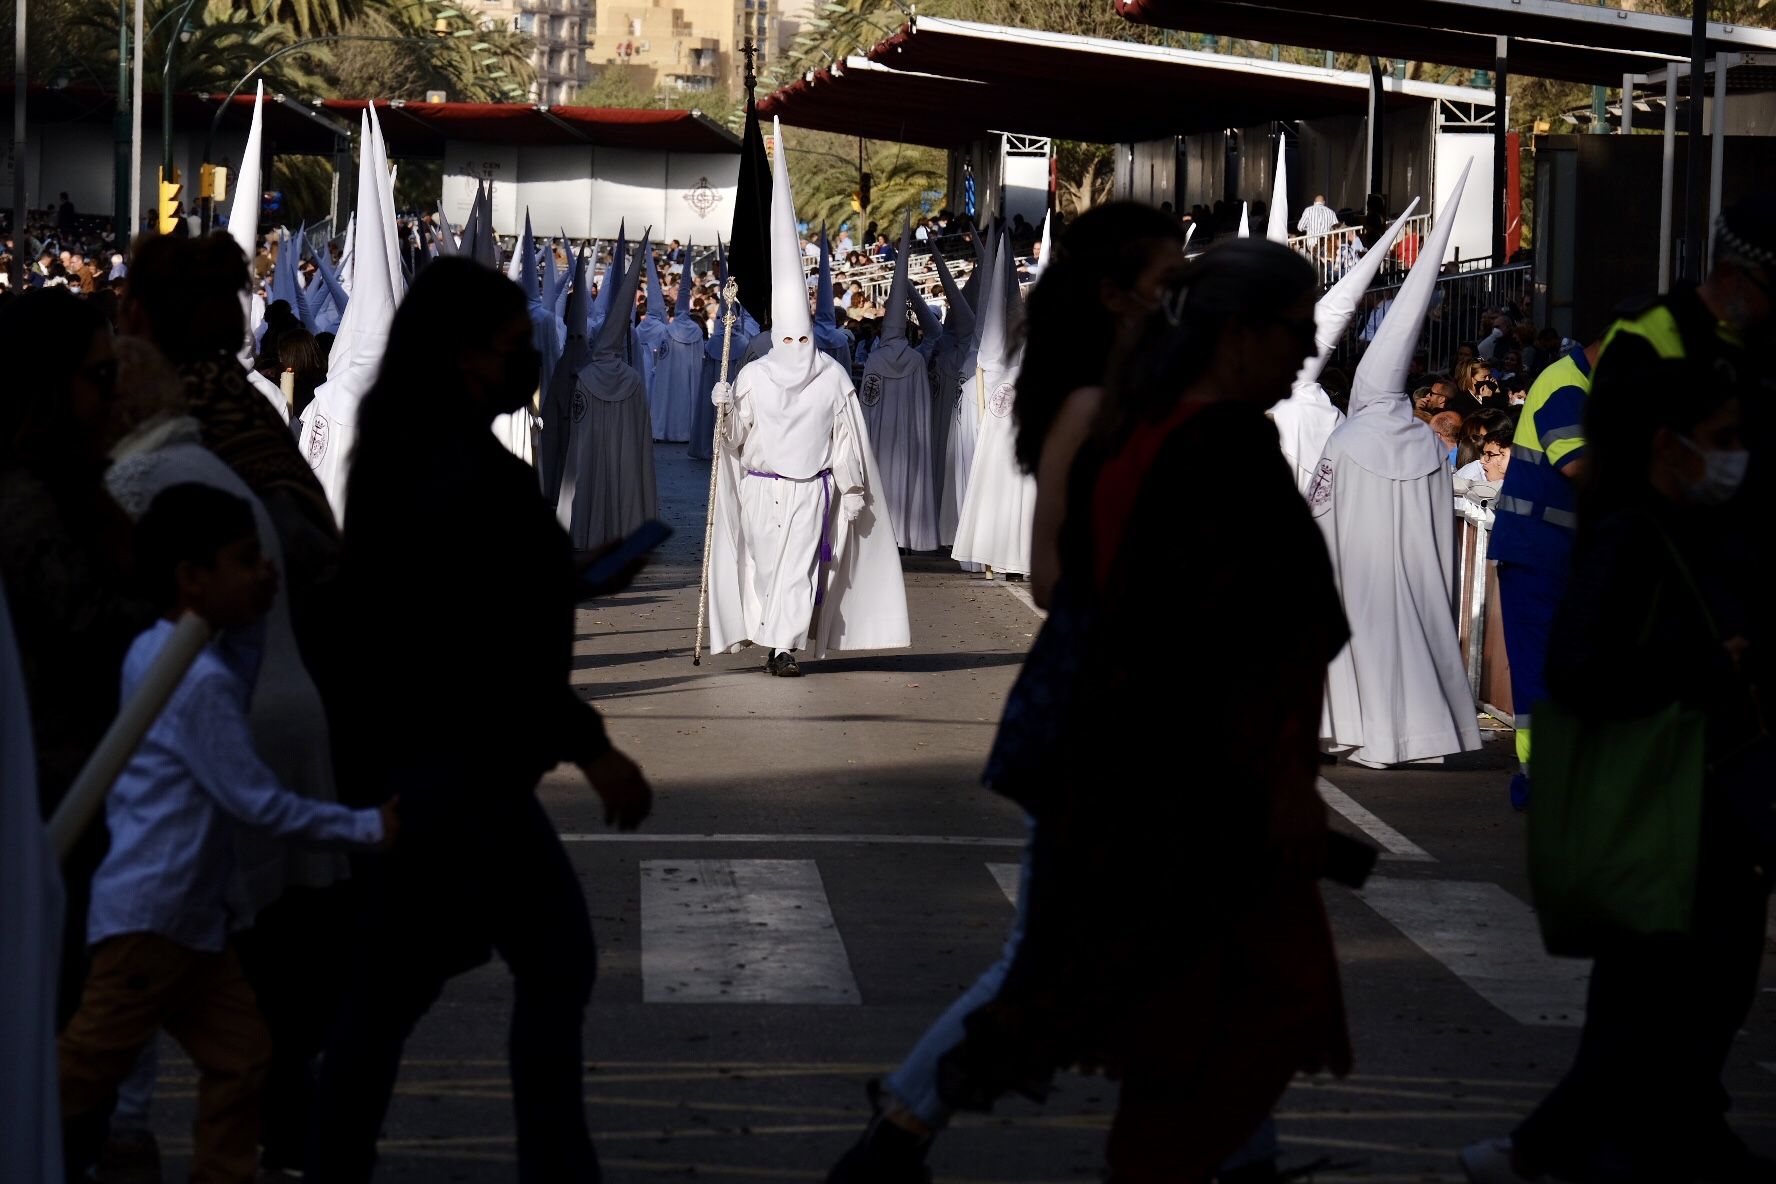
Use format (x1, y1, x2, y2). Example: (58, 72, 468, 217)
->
(1679, 436, 1750, 505)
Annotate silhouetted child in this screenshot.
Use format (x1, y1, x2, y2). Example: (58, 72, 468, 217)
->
(57, 483, 395, 1182)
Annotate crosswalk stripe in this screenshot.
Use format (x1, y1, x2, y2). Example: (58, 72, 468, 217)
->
(1358, 877, 1587, 1027)
(640, 859, 861, 1005)
(1318, 778, 1436, 862)
(987, 862, 1020, 907)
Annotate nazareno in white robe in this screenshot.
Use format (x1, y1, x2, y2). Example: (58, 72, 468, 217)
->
(1310, 416, 1481, 768)
(1271, 381, 1345, 497)
(858, 337, 939, 552)
(939, 355, 983, 548)
(951, 352, 1036, 575)
(706, 352, 910, 658)
(569, 353, 659, 548)
(649, 316, 704, 442)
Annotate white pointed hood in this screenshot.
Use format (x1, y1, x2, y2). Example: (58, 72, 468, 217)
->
(1298, 197, 1420, 390)
(1335, 162, 1471, 480)
(761, 118, 820, 393)
(977, 227, 1015, 375)
(303, 107, 399, 523)
(226, 83, 265, 265)
(367, 104, 403, 301)
(1238, 201, 1250, 239)
(1266, 142, 1289, 244)
(1272, 200, 1420, 494)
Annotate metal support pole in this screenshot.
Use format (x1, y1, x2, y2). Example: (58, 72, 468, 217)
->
(1592, 85, 1608, 133)
(130, 0, 143, 240)
(1681, 0, 1708, 280)
(1621, 73, 1634, 134)
(113, 0, 131, 253)
(1366, 55, 1384, 203)
(1660, 67, 1678, 291)
(1493, 35, 1509, 266)
(10, 0, 25, 290)
(1708, 53, 1726, 268)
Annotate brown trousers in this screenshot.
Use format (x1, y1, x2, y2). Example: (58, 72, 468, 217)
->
(59, 933, 272, 1184)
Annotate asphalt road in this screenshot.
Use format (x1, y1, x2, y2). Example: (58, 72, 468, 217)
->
(141, 443, 1776, 1183)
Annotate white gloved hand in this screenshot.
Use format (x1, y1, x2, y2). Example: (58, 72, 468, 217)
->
(710, 381, 733, 407)
(840, 491, 865, 524)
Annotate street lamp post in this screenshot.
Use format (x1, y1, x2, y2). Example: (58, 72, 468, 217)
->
(114, 0, 131, 253)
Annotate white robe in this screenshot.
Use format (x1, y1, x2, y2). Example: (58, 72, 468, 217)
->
(939, 361, 984, 546)
(1271, 381, 1345, 497)
(1311, 438, 1482, 767)
(649, 319, 703, 443)
(0, 579, 62, 1184)
(858, 340, 939, 552)
(569, 357, 659, 549)
(929, 335, 966, 507)
(950, 358, 1036, 574)
(706, 355, 910, 658)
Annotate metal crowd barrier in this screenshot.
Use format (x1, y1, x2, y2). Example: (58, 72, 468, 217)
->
(1328, 261, 1533, 374)
(1453, 500, 1516, 728)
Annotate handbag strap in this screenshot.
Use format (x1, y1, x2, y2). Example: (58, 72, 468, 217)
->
(1646, 519, 1722, 642)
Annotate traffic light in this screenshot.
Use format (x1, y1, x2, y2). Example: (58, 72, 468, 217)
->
(200, 163, 228, 204)
(158, 167, 183, 235)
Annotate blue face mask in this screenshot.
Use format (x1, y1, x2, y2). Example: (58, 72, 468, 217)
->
(1679, 436, 1750, 506)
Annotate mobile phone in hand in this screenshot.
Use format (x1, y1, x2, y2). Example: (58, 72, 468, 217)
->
(580, 520, 672, 592)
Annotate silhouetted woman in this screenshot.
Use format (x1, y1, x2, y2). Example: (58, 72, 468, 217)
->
(311, 258, 651, 1183)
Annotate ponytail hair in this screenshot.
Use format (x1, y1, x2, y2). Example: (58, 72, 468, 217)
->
(1011, 202, 1185, 472)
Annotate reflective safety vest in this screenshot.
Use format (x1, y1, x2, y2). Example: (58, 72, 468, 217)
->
(1489, 346, 1592, 569)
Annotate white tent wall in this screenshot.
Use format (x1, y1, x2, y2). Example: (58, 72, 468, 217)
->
(442, 142, 519, 233)
(516, 144, 596, 233)
(1001, 144, 1051, 227)
(1434, 131, 1495, 263)
(441, 141, 737, 241)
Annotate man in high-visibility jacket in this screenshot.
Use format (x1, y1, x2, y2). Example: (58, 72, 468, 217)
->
(1488, 337, 1598, 810)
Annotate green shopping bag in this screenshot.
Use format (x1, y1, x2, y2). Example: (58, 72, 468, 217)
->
(1527, 696, 1705, 957)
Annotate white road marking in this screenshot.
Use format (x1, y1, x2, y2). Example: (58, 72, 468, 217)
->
(1357, 877, 1587, 1027)
(640, 859, 861, 1005)
(1317, 777, 1436, 863)
(560, 833, 1024, 847)
(1002, 579, 1044, 618)
(987, 862, 1020, 907)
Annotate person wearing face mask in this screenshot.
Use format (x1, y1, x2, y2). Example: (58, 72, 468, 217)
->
(705, 121, 910, 677)
(1460, 381, 1766, 1184)
(309, 259, 653, 1183)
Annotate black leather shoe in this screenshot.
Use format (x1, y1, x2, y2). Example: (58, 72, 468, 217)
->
(775, 652, 803, 677)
